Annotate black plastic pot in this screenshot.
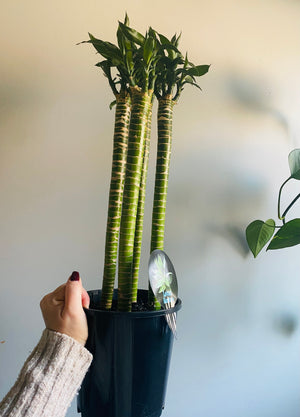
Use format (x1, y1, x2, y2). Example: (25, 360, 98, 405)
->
(78, 289, 182, 417)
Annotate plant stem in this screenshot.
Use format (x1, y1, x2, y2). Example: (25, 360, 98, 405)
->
(118, 87, 153, 312)
(149, 95, 174, 307)
(151, 95, 174, 251)
(277, 176, 292, 221)
(131, 101, 153, 302)
(281, 192, 300, 221)
(100, 90, 131, 310)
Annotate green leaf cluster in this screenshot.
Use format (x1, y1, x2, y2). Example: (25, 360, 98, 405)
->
(246, 149, 300, 257)
(79, 16, 161, 94)
(79, 16, 210, 99)
(154, 33, 210, 101)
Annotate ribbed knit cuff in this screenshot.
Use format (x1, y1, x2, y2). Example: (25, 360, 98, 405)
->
(0, 329, 93, 417)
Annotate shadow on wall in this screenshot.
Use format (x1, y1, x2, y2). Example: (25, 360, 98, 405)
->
(226, 73, 290, 137)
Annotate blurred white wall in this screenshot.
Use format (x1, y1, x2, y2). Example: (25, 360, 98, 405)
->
(1, 1, 300, 416)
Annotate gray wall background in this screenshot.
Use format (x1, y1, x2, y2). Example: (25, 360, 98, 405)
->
(1, 1, 300, 416)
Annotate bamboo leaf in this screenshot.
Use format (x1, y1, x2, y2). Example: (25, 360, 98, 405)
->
(143, 36, 155, 66)
(183, 74, 196, 82)
(159, 56, 177, 70)
(156, 33, 182, 58)
(117, 26, 125, 54)
(109, 100, 116, 110)
(267, 219, 300, 250)
(158, 33, 171, 46)
(118, 22, 145, 46)
(124, 12, 130, 26)
(158, 43, 182, 58)
(174, 32, 181, 48)
(288, 148, 300, 180)
(95, 60, 110, 74)
(186, 64, 210, 77)
(88, 33, 123, 64)
(184, 53, 189, 68)
(148, 26, 157, 40)
(182, 80, 202, 90)
(246, 219, 275, 257)
(117, 15, 136, 61)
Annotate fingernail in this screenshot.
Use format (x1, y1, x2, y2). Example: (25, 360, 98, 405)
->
(70, 271, 80, 281)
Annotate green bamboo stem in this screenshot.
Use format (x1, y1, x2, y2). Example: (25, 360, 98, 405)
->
(118, 87, 153, 311)
(148, 95, 174, 307)
(151, 95, 174, 252)
(100, 90, 131, 310)
(131, 102, 153, 302)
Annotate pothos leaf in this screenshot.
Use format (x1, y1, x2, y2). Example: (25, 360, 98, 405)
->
(288, 148, 300, 180)
(267, 219, 300, 250)
(246, 219, 275, 258)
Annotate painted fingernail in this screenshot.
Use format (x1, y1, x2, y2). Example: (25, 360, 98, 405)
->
(70, 271, 80, 281)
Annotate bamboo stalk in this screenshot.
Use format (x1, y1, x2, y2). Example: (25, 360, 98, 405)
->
(151, 95, 174, 252)
(100, 90, 131, 310)
(148, 95, 174, 308)
(118, 87, 153, 311)
(131, 102, 153, 302)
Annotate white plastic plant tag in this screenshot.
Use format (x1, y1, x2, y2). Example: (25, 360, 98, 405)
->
(148, 249, 178, 336)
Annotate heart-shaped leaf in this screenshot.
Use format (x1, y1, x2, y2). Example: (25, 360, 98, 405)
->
(246, 219, 275, 257)
(267, 219, 300, 250)
(288, 148, 300, 180)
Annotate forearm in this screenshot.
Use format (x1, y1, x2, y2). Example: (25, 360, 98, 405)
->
(0, 329, 93, 417)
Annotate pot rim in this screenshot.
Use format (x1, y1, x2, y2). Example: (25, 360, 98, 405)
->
(85, 288, 182, 318)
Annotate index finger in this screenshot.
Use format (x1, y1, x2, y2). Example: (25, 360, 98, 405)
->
(51, 284, 67, 302)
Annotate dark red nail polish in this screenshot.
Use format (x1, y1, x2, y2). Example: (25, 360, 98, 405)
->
(70, 271, 80, 281)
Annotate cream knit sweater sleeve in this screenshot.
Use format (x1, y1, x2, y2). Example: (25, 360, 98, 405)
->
(0, 329, 93, 417)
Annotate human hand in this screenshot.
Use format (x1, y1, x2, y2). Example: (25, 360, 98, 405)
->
(40, 272, 90, 346)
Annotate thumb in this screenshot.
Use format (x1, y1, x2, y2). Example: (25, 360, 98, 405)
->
(64, 271, 83, 313)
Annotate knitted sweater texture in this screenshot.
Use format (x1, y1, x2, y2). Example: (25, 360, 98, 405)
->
(0, 329, 93, 417)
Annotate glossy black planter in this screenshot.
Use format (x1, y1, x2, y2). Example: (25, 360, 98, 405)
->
(78, 289, 182, 417)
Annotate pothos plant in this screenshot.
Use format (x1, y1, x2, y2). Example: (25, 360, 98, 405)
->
(80, 16, 209, 311)
(246, 148, 300, 257)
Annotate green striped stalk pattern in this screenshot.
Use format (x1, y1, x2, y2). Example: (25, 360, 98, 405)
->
(131, 102, 153, 302)
(100, 90, 131, 310)
(118, 87, 153, 311)
(151, 95, 174, 252)
(148, 95, 174, 308)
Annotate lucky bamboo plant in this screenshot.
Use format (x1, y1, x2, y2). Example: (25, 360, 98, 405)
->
(81, 17, 209, 311)
(246, 148, 300, 257)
